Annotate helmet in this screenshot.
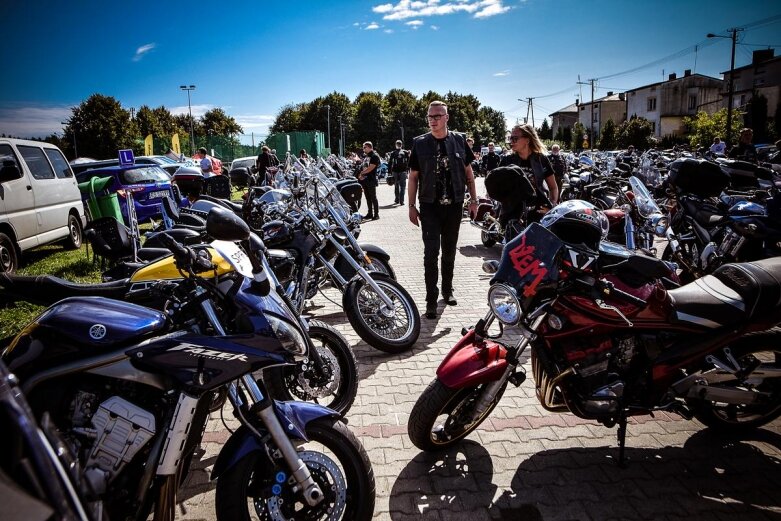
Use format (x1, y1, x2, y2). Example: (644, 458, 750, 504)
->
(540, 200, 609, 251)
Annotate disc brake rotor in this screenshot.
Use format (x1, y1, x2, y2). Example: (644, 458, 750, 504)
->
(292, 346, 340, 399)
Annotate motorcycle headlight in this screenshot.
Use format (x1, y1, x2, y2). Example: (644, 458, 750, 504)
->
(266, 315, 307, 357)
(488, 284, 522, 325)
(651, 214, 669, 237)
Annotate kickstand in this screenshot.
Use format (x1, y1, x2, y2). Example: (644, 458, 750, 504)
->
(616, 410, 628, 468)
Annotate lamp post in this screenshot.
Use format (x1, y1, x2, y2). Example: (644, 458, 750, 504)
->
(324, 104, 331, 150)
(707, 28, 742, 147)
(179, 85, 196, 154)
(337, 115, 343, 156)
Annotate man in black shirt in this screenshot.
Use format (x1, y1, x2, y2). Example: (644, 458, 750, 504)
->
(408, 100, 477, 319)
(729, 128, 758, 162)
(388, 139, 410, 205)
(359, 141, 381, 220)
(548, 144, 567, 192)
(480, 142, 501, 176)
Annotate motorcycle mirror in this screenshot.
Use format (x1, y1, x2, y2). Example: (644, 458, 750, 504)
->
(205, 207, 250, 242)
(247, 231, 266, 254)
(482, 260, 499, 274)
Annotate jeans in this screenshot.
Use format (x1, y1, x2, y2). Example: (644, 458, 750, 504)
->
(394, 172, 408, 204)
(362, 182, 378, 218)
(420, 202, 462, 305)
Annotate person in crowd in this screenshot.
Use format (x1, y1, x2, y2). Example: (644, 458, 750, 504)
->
(729, 128, 758, 162)
(359, 141, 381, 220)
(408, 100, 477, 319)
(255, 145, 279, 186)
(500, 123, 559, 214)
(548, 143, 567, 192)
(196, 147, 214, 177)
(388, 139, 410, 205)
(299, 149, 310, 165)
(710, 137, 726, 155)
(480, 142, 501, 176)
(466, 137, 475, 152)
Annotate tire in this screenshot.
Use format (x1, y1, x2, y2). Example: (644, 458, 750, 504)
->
(688, 329, 781, 434)
(64, 214, 83, 250)
(343, 272, 420, 353)
(481, 221, 497, 248)
(0, 233, 19, 274)
(408, 378, 507, 451)
(215, 418, 375, 521)
(366, 253, 395, 279)
(263, 320, 358, 415)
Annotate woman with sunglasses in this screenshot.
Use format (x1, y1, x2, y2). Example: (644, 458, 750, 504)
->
(500, 123, 559, 207)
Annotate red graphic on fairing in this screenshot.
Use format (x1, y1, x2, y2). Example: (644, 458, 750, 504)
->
(508, 233, 549, 297)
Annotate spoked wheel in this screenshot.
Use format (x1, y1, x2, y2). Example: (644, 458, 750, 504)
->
(408, 378, 507, 451)
(215, 418, 375, 521)
(481, 220, 497, 247)
(344, 272, 420, 353)
(263, 320, 358, 415)
(688, 331, 781, 434)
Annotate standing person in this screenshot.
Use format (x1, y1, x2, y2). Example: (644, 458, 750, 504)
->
(548, 143, 567, 192)
(729, 128, 758, 162)
(299, 149, 310, 165)
(500, 123, 559, 211)
(408, 100, 477, 319)
(710, 137, 726, 155)
(255, 145, 279, 186)
(480, 142, 501, 177)
(388, 139, 410, 205)
(359, 141, 381, 220)
(196, 147, 213, 177)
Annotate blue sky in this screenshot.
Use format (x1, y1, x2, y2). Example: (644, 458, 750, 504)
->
(1, 0, 779, 144)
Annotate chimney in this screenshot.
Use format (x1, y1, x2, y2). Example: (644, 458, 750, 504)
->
(619, 92, 625, 101)
(668, 73, 677, 81)
(684, 69, 691, 77)
(607, 91, 613, 96)
(753, 49, 775, 65)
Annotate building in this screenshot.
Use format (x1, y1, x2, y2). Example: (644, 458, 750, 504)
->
(577, 92, 627, 143)
(549, 102, 578, 141)
(625, 71, 724, 138)
(722, 49, 781, 131)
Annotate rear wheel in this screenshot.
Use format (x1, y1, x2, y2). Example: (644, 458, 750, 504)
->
(481, 221, 497, 247)
(0, 233, 18, 273)
(408, 378, 507, 451)
(64, 214, 83, 250)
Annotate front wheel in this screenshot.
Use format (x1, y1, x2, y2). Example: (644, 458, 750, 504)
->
(688, 329, 781, 434)
(481, 221, 498, 247)
(215, 418, 375, 521)
(64, 214, 83, 250)
(343, 272, 420, 353)
(408, 378, 507, 451)
(263, 320, 358, 415)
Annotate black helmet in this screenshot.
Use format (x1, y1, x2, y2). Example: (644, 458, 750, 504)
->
(540, 200, 609, 251)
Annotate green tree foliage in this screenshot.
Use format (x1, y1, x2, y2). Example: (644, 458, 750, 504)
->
(570, 122, 585, 151)
(682, 108, 743, 149)
(477, 106, 506, 146)
(537, 119, 552, 140)
(616, 117, 654, 149)
(270, 103, 307, 134)
(351, 92, 386, 152)
(201, 108, 243, 136)
(744, 91, 768, 143)
(597, 119, 617, 150)
(385, 88, 424, 147)
(64, 94, 135, 159)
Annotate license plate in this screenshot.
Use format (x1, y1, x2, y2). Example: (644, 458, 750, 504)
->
(148, 190, 170, 199)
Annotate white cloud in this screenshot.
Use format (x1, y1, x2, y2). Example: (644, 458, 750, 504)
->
(170, 104, 214, 118)
(366, 22, 380, 30)
(235, 114, 275, 132)
(132, 43, 156, 62)
(405, 20, 424, 26)
(372, 0, 511, 21)
(493, 69, 510, 76)
(384, 28, 394, 33)
(0, 105, 73, 138)
(353, 22, 360, 26)
(430, 24, 439, 30)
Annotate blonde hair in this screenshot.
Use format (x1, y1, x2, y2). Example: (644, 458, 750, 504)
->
(511, 123, 547, 155)
(428, 100, 448, 113)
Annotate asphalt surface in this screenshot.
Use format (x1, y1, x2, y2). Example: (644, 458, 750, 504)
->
(178, 179, 781, 521)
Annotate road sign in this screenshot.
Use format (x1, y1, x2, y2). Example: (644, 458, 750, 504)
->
(119, 149, 135, 167)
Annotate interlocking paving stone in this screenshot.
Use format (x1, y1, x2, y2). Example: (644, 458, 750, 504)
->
(177, 180, 781, 520)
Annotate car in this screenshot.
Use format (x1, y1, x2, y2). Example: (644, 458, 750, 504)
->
(135, 155, 186, 175)
(0, 138, 87, 272)
(228, 155, 257, 187)
(75, 165, 183, 223)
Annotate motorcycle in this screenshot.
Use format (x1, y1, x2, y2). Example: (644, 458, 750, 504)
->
(408, 201, 781, 466)
(468, 196, 502, 247)
(2, 209, 376, 520)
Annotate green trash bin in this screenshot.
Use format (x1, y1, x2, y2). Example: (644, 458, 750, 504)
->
(78, 176, 123, 222)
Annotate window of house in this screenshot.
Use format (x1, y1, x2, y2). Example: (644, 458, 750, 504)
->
(593, 111, 598, 123)
(688, 95, 697, 110)
(647, 97, 657, 111)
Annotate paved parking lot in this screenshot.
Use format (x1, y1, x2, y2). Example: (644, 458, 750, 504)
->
(180, 180, 781, 521)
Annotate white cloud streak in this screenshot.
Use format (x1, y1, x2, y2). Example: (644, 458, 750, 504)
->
(384, 28, 394, 33)
(372, 0, 510, 21)
(132, 43, 156, 62)
(430, 24, 439, 30)
(169, 104, 214, 118)
(365, 22, 380, 29)
(493, 70, 510, 76)
(0, 105, 73, 138)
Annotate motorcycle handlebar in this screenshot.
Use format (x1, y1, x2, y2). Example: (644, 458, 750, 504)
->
(598, 279, 647, 308)
(156, 232, 213, 273)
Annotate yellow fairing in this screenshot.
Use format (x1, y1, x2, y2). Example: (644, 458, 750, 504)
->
(130, 247, 235, 282)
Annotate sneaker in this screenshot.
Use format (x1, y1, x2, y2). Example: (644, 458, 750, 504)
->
(425, 303, 437, 319)
(443, 293, 457, 306)
(372, 215, 380, 220)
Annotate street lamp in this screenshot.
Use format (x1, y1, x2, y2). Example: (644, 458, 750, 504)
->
(324, 104, 331, 150)
(179, 85, 196, 154)
(707, 28, 742, 147)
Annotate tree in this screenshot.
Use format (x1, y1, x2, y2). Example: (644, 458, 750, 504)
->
(64, 94, 135, 159)
(384, 88, 423, 148)
(351, 92, 385, 152)
(571, 122, 585, 152)
(537, 119, 552, 140)
(597, 119, 617, 150)
(682, 108, 743, 149)
(477, 106, 506, 146)
(444, 92, 479, 135)
(617, 117, 654, 150)
(202, 108, 243, 136)
(270, 103, 308, 134)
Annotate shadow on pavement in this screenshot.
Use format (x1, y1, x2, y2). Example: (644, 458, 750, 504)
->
(391, 429, 781, 520)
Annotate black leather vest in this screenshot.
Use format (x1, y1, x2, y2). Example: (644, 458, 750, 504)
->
(412, 131, 468, 204)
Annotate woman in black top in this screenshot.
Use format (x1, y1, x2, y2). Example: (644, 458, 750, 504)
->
(500, 123, 559, 205)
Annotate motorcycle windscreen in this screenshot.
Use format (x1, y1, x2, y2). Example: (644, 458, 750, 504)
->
(492, 223, 563, 299)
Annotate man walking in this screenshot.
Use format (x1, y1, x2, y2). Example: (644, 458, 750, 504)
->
(480, 142, 501, 177)
(548, 144, 567, 192)
(408, 101, 477, 319)
(388, 139, 409, 205)
(359, 141, 381, 220)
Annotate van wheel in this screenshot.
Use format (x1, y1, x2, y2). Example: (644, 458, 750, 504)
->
(64, 214, 83, 250)
(0, 233, 18, 273)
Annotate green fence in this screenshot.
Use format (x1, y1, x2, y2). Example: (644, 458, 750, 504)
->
(265, 131, 329, 159)
(149, 136, 259, 162)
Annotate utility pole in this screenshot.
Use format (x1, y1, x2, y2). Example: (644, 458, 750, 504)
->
(707, 28, 743, 147)
(578, 79, 596, 149)
(179, 85, 196, 154)
(519, 98, 536, 127)
(337, 115, 343, 156)
(325, 104, 331, 150)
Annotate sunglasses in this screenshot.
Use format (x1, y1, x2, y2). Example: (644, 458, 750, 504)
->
(427, 114, 446, 121)
(509, 135, 525, 143)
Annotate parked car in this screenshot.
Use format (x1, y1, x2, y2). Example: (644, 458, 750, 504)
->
(228, 155, 257, 187)
(135, 155, 186, 175)
(75, 165, 183, 223)
(0, 138, 87, 273)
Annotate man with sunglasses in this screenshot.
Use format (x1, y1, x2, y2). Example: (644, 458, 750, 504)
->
(408, 100, 477, 319)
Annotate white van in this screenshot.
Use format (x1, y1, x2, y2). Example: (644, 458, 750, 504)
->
(0, 138, 87, 272)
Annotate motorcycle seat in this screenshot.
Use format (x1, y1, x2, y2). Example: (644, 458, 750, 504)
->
(712, 258, 781, 318)
(0, 273, 129, 307)
(682, 198, 728, 227)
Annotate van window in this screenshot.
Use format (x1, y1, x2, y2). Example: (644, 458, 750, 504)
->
(44, 148, 73, 178)
(0, 145, 23, 183)
(18, 145, 56, 180)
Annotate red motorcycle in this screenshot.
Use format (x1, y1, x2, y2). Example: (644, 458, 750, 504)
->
(408, 201, 781, 465)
